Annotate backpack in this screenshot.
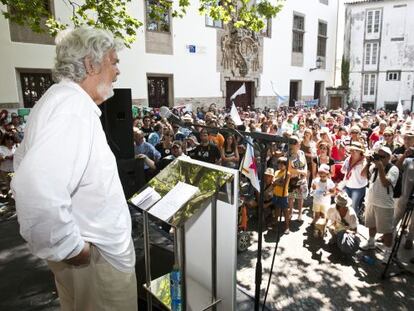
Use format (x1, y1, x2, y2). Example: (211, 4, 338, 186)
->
(371, 163, 402, 198)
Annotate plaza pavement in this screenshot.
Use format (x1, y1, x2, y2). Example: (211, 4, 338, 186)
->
(237, 204, 414, 310)
(1, 201, 413, 310)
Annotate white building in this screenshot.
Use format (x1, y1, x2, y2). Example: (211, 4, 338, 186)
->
(0, 0, 340, 110)
(344, 0, 414, 110)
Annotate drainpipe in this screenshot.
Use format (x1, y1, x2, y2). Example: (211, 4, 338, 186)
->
(333, 0, 340, 87)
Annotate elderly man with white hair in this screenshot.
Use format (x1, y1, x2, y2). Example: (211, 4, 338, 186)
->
(11, 27, 137, 310)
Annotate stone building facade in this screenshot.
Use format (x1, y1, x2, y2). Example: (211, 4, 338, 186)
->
(0, 0, 340, 110)
(344, 0, 414, 110)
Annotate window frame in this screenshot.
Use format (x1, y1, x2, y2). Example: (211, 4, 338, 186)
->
(292, 13, 305, 53)
(317, 20, 328, 58)
(364, 42, 379, 65)
(366, 9, 381, 34)
(386, 71, 401, 81)
(145, 0, 171, 33)
(205, 14, 223, 29)
(363, 73, 376, 96)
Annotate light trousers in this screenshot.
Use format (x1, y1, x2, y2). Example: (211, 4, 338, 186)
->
(48, 245, 137, 311)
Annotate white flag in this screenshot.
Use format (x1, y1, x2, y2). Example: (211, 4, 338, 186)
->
(397, 99, 404, 119)
(230, 83, 246, 100)
(230, 103, 243, 126)
(241, 140, 260, 192)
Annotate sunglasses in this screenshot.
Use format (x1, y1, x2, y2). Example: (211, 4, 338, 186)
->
(319, 147, 327, 150)
(383, 134, 392, 137)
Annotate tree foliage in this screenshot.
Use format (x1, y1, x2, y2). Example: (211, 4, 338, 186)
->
(341, 55, 350, 88)
(0, 0, 285, 47)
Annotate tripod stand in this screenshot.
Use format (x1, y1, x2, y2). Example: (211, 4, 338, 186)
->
(382, 194, 414, 279)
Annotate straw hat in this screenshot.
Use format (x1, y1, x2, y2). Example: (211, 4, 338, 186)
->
(348, 141, 365, 153)
(264, 168, 275, 176)
(335, 192, 352, 208)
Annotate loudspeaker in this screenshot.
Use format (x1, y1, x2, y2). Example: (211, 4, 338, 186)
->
(100, 88, 134, 159)
(117, 158, 146, 199)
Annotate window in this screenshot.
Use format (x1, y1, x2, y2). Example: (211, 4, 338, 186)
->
(19, 71, 53, 108)
(146, 0, 170, 32)
(364, 42, 379, 65)
(317, 21, 327, 57)
(363, 74, 376, 96)
(206, 15, 223, 28)
(319, 0, 329, 4)
(387, 71, 401, 81)
(366, 9, 381, 34)
(292, 14, 305, 53)
(147, 76, 169, 108)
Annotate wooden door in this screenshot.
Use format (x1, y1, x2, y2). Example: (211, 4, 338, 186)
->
(147, 77, 169, 108)
(330, 96, 342, 110)
(226, 81, 253, 110)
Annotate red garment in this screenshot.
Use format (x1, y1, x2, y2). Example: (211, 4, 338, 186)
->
(369, 131, 383, 145)
(331, 134, 346, 161)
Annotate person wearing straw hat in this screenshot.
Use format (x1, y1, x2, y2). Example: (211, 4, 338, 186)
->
(326, 192, 360, 255)
(340, 141, 369, 217)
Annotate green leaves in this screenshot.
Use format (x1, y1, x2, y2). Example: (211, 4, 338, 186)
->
(0, 0, 285, 48)
(1, 0, 141, 47)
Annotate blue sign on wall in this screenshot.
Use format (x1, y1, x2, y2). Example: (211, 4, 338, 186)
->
(189, 45, 196, 53)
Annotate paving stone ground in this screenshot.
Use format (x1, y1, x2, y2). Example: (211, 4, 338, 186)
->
(1, 201, 413, 310)
(237, 205, 414, 310)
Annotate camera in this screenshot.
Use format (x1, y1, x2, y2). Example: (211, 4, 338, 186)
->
(368, 153, 381, 162)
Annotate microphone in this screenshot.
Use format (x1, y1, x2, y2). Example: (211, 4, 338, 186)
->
(160, 106, 184, 126)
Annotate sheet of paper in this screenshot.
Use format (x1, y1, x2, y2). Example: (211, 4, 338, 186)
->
(130, 187, 161, 211)
(148, 181, 199, 221)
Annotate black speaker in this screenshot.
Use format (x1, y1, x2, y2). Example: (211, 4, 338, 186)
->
(117, 158, 146, 199)
(100, 88, 134, 159)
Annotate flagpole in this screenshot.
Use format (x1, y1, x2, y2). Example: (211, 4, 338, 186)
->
(254, 144, 267, 311)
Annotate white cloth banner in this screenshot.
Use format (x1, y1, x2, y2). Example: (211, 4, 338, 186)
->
(397, 99, 404, 119)
(230, 103, 243, 126)
(230, 83, 246, 100)
(241, 139, 260, 192)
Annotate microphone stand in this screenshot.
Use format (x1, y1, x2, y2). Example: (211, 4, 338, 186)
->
(171, 118, 291, 311)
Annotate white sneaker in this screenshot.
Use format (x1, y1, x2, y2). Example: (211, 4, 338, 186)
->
(382, 249, 392, 264)
(360, 239, 376, 250)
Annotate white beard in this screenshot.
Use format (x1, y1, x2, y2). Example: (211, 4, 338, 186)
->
(97, 82, 114, 102)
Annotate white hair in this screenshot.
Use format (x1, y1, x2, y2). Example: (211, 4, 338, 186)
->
(52, 27, 123, 83)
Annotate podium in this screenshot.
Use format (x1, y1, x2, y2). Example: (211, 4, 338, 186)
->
(129, 156, 239, 311)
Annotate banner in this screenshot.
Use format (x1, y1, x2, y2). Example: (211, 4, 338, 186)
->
(230, 103, 243, 126)
(241, 139, 260, 192)
(230, 83, 246, 101)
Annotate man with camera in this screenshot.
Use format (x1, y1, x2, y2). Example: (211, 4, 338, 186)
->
(361, 146, 399, 263)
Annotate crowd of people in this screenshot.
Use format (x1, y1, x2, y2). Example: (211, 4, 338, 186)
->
(133, 103, 414, 263)
(0, 110, 24, 199)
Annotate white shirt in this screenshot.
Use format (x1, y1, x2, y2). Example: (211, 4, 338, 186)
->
(11, 80, 135, 272)
(341, 157, 368, 189)
(326, 205, 358, 232)
(311, 177, 335, 206)
(366, 163, 399, 209)
(0, 145, 16, 172)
